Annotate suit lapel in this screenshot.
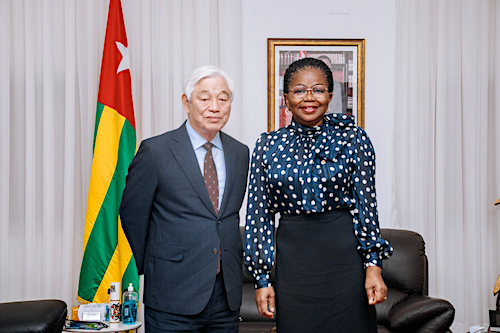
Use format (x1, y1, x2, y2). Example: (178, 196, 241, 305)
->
(170, 123, 216, 215)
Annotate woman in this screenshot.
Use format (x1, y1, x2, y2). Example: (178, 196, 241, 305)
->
(244, 57, 393, 332)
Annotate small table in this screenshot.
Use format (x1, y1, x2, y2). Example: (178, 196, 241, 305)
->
(63, 321, 141, 332)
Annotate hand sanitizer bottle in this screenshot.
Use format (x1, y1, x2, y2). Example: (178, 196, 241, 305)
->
(121, 283, 138, 325)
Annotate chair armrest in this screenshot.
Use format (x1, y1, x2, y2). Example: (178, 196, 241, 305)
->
(239, 283, 275, 323)
(0, 300, 67, 333)
(387, 295, 455, 333)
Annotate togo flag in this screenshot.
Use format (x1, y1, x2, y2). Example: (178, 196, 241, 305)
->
(78, 0, 139, 304)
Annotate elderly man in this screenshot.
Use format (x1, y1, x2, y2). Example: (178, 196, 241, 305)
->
(120, 65, 249, 332)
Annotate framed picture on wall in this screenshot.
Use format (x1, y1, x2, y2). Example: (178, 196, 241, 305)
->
(267, 38, 365, 132)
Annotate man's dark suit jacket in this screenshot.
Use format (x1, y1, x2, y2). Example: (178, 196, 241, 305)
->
(119, 122, 249, 315)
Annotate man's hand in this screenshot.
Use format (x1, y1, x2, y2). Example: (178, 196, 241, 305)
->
(255, 286, 275, 318)
(365, 266, 388, 305)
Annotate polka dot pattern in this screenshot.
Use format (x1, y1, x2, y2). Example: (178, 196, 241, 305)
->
(244, 114, 393, 288)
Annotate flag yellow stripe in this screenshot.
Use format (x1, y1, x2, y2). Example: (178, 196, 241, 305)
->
(117, 216, 134, 276)
(83, 106, 126, 251)
(94, 248, 120, 303)
(93, 217, 134, 303)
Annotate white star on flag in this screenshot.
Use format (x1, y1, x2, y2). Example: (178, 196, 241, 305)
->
(115, 41, 130, 74)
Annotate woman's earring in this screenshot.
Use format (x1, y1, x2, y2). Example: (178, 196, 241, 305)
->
(285, 107, 292, 115)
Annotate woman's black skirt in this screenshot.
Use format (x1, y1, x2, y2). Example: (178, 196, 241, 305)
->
(275, 209, 376, 333)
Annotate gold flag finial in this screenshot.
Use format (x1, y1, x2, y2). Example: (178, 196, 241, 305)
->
(495, 274, 500, 295)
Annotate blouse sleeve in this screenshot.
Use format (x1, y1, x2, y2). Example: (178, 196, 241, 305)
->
(351, 128, 393, 268)
(244, 133, 275, 289)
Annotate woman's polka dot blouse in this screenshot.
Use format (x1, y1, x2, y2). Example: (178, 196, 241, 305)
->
(244, 114, 394, 288)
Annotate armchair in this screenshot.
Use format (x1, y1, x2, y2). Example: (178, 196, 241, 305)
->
(239, 228, 276, 333)
(0, 299, 67, 333)
(376, 228, 455, 333)
(238, 227, 455, 333)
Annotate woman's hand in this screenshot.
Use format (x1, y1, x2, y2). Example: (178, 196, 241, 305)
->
(365, 266, 388, 305)
(255, 286, 275, 318)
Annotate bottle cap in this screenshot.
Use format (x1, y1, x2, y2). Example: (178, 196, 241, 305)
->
(110, 282, 121, 301)
(128, 283, 133, 292)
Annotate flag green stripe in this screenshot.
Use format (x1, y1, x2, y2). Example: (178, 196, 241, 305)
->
(122, 256, 139, 292)
(78, 119, 136, 302)
(94, 102, 105, 152)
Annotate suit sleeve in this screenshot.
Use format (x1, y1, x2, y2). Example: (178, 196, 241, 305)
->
(119, 140, 158, 275)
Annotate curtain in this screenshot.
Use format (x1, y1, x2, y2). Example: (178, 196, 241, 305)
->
(0, 1, 241, 327)
(393, 0, 500, 331)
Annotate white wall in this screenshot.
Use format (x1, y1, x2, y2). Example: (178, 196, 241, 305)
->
(239, 0, 397, 227)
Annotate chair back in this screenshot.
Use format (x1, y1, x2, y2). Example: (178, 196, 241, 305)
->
(380, 228, 428, 296)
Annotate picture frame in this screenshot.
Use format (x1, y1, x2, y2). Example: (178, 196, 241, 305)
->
(267, 38, 365, 132)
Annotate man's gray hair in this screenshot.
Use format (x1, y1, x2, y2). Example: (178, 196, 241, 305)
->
(183, 65, 234, 102)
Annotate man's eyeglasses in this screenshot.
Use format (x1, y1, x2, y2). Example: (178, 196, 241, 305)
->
(289, 85, 329, 100)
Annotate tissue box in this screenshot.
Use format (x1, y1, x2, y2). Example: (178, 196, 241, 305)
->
(77, 303, 108, 322)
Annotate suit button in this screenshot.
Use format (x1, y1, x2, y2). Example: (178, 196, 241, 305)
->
(212, 248, 218, 254)
(217, 220, 221, 224)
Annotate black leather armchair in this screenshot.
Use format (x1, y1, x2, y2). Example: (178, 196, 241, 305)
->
(239, 228, 276, 333)
(238, 227, 455, 333)
(376, 228, 455, 333)
(0, 299, 67, 333)
(239, 261, 276, 333)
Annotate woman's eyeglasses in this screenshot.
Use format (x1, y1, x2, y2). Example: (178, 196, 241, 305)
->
(289, 85, 329, 100)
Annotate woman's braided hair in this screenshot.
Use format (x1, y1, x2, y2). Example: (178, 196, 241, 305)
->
(283, 57, 334, 94)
